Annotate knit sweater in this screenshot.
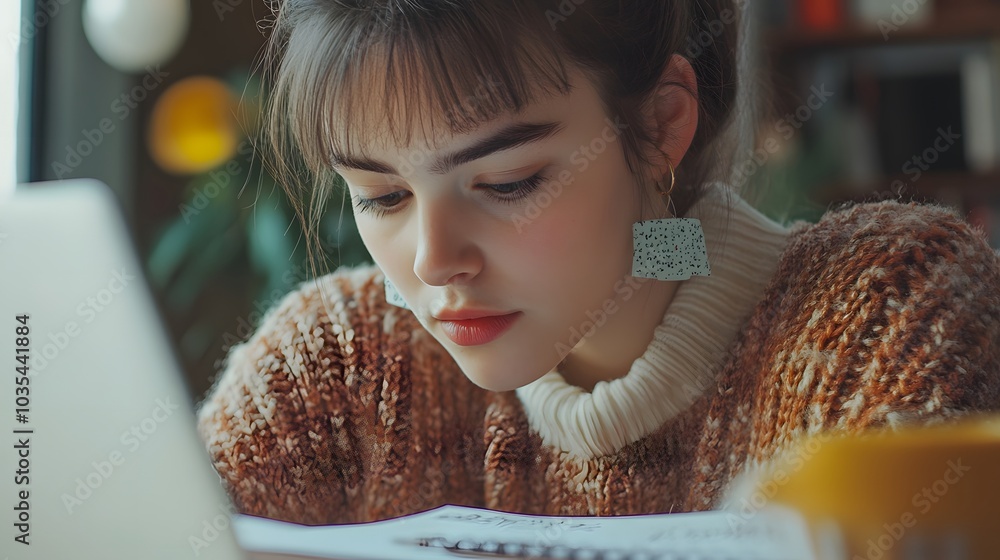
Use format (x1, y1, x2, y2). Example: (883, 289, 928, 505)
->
(195, 182, 1000, 526)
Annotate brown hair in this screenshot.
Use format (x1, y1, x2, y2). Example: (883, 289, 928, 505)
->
(260, 0, 760, 280)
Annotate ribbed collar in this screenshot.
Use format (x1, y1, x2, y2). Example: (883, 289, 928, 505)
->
(514, 182, 793, 459)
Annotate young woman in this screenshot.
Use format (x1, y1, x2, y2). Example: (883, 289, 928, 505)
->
(196, 0, 1000, 525)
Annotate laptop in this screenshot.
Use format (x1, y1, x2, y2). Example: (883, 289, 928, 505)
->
(0, 179, 246, 559)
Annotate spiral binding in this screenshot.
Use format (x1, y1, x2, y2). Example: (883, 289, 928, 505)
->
(416, 535, 734, 559)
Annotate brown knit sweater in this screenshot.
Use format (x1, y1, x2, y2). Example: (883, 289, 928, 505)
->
(195, 185, 1000, 526)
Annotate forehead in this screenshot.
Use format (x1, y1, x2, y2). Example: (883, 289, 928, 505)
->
(328, 57, 596, 167)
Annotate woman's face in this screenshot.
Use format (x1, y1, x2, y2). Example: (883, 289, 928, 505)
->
(333, 66, 670, 392)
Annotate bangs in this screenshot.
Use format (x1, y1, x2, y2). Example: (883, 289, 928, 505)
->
(271, 3, 577, 175)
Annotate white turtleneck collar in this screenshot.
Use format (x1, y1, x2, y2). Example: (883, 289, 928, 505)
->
(514, 182, 793, 459)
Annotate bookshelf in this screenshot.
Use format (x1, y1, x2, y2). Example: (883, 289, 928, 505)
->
(767, 6, 1000, 51)
(756, 0, 1000, 247)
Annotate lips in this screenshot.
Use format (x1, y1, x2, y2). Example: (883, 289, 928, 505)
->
(437, 312, 521, 346)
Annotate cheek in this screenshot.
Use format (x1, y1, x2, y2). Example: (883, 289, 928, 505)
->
(354, 222, 405, 274)
(509, 215, 575, 289)
(354, 222, 379, 257)
(508, 174, 633, 295)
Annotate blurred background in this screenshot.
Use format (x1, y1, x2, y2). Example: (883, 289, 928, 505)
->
(4, 0, 1000, 400)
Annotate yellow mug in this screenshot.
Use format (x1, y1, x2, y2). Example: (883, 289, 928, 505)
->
(761, 414, 1000, 560)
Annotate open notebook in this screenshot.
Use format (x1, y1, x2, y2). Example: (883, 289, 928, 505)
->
(230, 502, 817, 560)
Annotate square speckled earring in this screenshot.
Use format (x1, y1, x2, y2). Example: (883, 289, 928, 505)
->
(631, 217, 711, 281)
(384, 275, 410, 309)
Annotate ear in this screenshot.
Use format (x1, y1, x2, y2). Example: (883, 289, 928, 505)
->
(641, 54, 699, 183)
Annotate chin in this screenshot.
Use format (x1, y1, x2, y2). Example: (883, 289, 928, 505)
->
(427, 322, 560, 392)
(453, 356, 548, 392)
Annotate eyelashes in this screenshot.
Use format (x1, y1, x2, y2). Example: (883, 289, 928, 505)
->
(353, 191, 407, 218)
(352, 171, 549, 218)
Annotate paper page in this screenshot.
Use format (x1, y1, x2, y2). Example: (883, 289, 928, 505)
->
(231, 504, 817, 560)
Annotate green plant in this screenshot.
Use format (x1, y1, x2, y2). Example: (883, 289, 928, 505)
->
(145, 70, 370, 364)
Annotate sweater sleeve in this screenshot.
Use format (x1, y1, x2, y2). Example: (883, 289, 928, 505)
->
(827, 202, 1000, 429)
(194, 265, 489, 525)
(718, 201, 1000, 509)
(753, 200, 1000, 452)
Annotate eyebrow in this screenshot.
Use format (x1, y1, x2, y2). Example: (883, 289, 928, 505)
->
(330, 121, 565, 176)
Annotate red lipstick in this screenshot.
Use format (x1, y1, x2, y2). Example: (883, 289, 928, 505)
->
(435, 311, 521, 346)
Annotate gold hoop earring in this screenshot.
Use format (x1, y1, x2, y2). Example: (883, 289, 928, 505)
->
(655, 159, 677, 218)
(655, 159, 676, 199)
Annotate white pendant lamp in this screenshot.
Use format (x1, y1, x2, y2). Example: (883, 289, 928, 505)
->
(83, 0, 190, 73)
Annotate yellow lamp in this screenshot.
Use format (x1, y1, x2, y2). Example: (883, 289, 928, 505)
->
(148, 76, 239, 175)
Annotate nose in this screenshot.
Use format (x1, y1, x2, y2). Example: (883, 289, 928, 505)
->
(412, 197, 483, 287)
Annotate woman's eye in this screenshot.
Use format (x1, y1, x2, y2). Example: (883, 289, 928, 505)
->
(352, 171, 548, 218)
(479, 171, 547, 203)
(352, 191, 407, 218)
